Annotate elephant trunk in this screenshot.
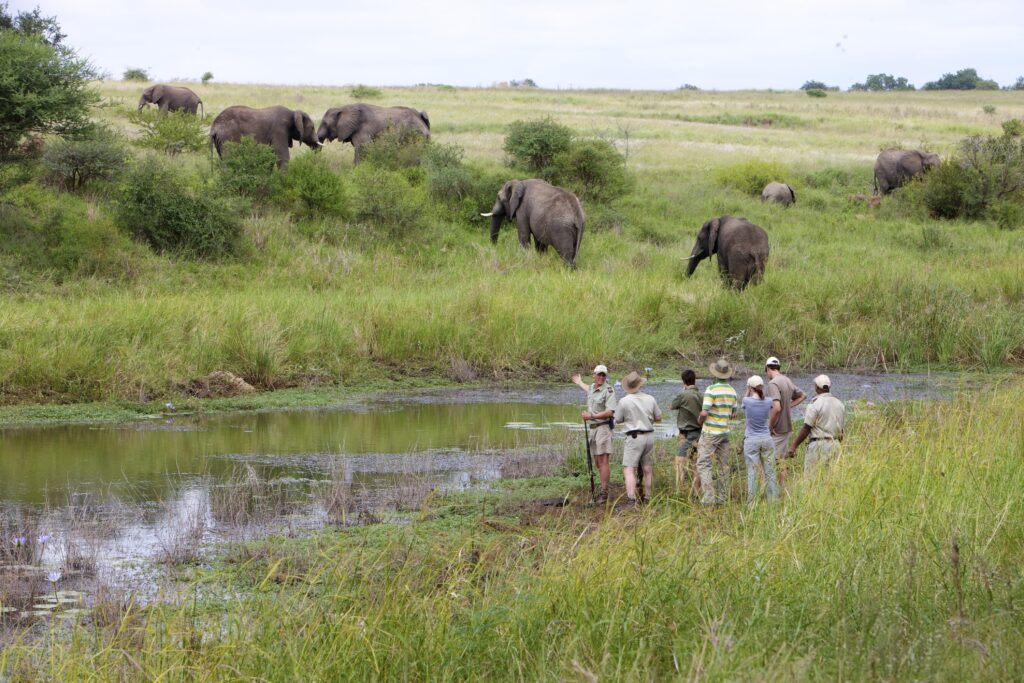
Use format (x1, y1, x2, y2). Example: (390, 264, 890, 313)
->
(137, 97, 147, 110)
(685, 245, 705, 277)
(487, 204, 506, 243)
(316, 122, 331, 144)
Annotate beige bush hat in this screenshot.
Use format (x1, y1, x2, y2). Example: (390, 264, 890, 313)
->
(622, 371, 646, 393)
(814, 374, 832, 389)
(592, 364, 608, 375)
(708, 358, 733, 379)
(747, 375, 764, 388)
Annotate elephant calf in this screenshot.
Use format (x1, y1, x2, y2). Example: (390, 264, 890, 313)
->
(874, 149, 939, 195)
(138, 84, 204, 116)
(686, 215, 769, 289)
(761, 181, 795, 206)
(481, 179, 585, 268)
(317, 103, 430, 164)
(209, 105, 321, 169)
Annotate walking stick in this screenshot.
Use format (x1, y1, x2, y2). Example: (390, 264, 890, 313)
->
(583, 419, 596, 503)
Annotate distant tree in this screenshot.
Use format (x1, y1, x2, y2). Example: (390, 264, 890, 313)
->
(923, 68, 999, 91)
(123, 67, 149, 81)
(678, 84, 700, 91)
(1009, 76, 1024, 91)
(0, 4, 100, 159)
(509, 79, 539, 88)
(850, 73, 915, 92)
(801, 80, 828, 90)
(201, 71, 213, 84)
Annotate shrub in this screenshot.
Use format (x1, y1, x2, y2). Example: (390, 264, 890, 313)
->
(1002, 119, 1024, 137)
(983, 105, 996, 115)
(116, 156, 243, 259)
(360, 126, 430, 175)
(802, 167, 855, 189)
(350, 85, 382, 99)
(503, 118, 573, 173)
(216, 137, 279, 199)
(127, 108, 207, 155)
(711, 159, 792, 197)
(548, 138, 632, 203)
(351, 165, 429, 237)
(122, 67, 149, 81)
(805, 88, 827, 98)
(201, 71, 213, 84)
(278, 153, 348, 218)
(41, 127, 127, 191)
(423, 142, 473, 205)
(987, 200, 1023, 230)
(918, 159, 986, 219)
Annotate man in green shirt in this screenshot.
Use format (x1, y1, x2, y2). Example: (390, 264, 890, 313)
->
(670, 368, 703, 497)
(696, 358, 738, 505)
(572, 364, 618, 503)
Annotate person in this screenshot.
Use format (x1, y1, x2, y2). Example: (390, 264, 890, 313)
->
(788, 374, 846, 480)
(696, 358, 738, 506)
(740, 375, 780, 502)
(613, 371, 662, 507)
(670, 368, 703, 497)
(572, 364, 618, 503)
(764, 356, 805, 484)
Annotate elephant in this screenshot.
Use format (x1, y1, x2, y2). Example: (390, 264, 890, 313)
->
(761, 181, 795, 206)
(874, 149, 940, 195)
(138, 84, 204, 116)
(209, 105, 320, 169)
(316, 103, 430, 163)
(480, 179, 585, 268)
(686, 215, 769, 289)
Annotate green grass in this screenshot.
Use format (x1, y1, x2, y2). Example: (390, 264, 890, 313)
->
(2, 385, 1021, 680)
(1, 84, 1023, 408)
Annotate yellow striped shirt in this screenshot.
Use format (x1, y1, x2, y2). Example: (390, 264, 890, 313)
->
(701, 381, 737, 435)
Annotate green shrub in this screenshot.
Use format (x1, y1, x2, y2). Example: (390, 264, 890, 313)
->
(350, 85, 383, 99)
(116, 156, 243, 259)
(360, 126, 430, 177)
(802, 167, 854, 189)
(40, 127, 127, 191)
(122, 67, 149, 81)
(201, 71, 213, 85)
(278, 153, 348, 218)
(711, 159, 792, 197)
(805, 88, 827, 98)
(127, 108, 207, 155)
(987, 200, 1023, 230)
(217, 137, 280, 199)
(503, 117, 573, 173)
(548, 138, 632, 203)
(918, 134, 1024, 220)
(919, 159, 986, 219)
(351, 165, 429, 237)
(423, 142, 472, 205)
(1002, 119, 1024, 137)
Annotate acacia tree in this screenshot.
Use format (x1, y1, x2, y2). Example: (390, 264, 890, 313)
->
(0, 3, 99, 159)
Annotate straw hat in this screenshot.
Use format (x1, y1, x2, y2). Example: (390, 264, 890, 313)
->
(621, 371, 646, 393)
(708, 358, 733, 379)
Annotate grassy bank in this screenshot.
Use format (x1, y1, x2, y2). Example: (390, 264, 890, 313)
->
(1, 85, 1023, 406)
(2, 382, 1021, 680)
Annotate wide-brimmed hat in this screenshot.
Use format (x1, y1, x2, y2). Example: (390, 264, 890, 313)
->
(622, 371, 646, 393)
(708, 358, 733, 379)
(592, 364, 608, 375)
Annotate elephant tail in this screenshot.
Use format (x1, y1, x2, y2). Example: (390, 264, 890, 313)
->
(572, 203, 585, 267)
(419, 111, 430, 130)
(199, 100, 205, 119)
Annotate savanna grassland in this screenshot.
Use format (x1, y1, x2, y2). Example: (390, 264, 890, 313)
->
(1, 82, 1022, 413)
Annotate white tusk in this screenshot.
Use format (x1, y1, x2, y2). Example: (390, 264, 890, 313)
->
(480, 212, 494, 217)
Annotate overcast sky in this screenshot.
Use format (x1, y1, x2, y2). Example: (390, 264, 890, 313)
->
(15, 0, 1024, 90)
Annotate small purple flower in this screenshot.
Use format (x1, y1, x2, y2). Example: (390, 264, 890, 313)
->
(46, 571, 61, 583)
(12, 536, 27, 547)
(37, 534, 52, 545)
(165, 402, 176, 411)
(644, 367, 653, 374)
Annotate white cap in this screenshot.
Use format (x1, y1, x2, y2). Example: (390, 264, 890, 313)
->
(593, 365, 608, 375)
(814, 374, 831, 389)
(747, 375, 764, 388)
(765, 356, 781, 368)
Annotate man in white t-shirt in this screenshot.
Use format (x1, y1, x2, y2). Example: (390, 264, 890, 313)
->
(614, 371, 662, 507)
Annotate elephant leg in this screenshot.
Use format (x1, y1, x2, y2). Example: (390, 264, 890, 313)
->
(534, 240, 548, 253)
(272, 141, 289, 169)
(517, 218, 532, 249)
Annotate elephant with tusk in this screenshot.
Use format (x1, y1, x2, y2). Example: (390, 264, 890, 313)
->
(483, 179, 585, 268)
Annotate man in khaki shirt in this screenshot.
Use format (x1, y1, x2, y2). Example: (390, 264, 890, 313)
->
(573, 364, 618, 503)
(788, 374, 846, 480)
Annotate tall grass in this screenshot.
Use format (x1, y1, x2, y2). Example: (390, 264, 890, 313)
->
(3, 385, 1020, 679)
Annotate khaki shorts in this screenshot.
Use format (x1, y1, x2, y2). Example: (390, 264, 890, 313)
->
(588, 423, 613, 455)
(623, 432, 655, 468)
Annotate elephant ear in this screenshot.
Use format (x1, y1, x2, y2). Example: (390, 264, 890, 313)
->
(293, 110, 308, 141)
(335, 106, 362, 142)
(507, 181, 526, 217)
(151, 85, 164, 102)
(707, 218, 722, 254)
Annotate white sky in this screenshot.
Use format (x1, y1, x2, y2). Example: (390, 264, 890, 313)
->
(14, 0, 1024, 90)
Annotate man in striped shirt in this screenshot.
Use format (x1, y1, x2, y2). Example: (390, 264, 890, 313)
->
(696, 358, 738, 505)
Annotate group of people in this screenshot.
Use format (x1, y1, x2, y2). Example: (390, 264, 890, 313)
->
(572, 357, 846, 507)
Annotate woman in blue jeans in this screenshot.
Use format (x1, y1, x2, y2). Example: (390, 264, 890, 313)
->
(741, 375, 780, 502)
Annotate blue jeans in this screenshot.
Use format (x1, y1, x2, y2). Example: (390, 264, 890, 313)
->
(743, 434, 779, 502)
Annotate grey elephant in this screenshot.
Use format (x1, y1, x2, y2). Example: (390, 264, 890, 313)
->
(480, 179, 585, 268)
(316, 104, 430, 163)
(761, 181, 795, 206)
(874, 149, 940, 194)
(686, 215, 769, 289)
(138, 84, 204, 116)
(209, 105, 320, 169)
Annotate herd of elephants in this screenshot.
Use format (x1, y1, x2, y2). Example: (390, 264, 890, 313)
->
(138, 84, 941, 285)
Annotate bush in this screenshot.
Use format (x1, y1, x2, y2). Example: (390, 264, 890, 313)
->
(918, 160, 985, 219)
(278, 153, 348, 218)
(805, 88, 827, 98)
(116, 156, 243, 259)
(1002, 119, 1024, 137)
(350, 85, 382, 99)
(122, 67, 149, 81)
(987, 200, 1023, 230)
(201, 71, 213, 84)
(423, 142, 473, 205)
(917, 132, 1024, 221)
(360, 126, 430, 176)
(127, 108, 207, 155)
(41, 127, 127, 191)
(548, 138, 632, 203)
(503, 118, 573, 173)
(711, 159, 792, 197)
(351, 165, 429, 237)
(216, 137, 279, 199)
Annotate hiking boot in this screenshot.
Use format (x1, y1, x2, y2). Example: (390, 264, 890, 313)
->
(595, 488, 608, 504)
(620, 497, 639, 511)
